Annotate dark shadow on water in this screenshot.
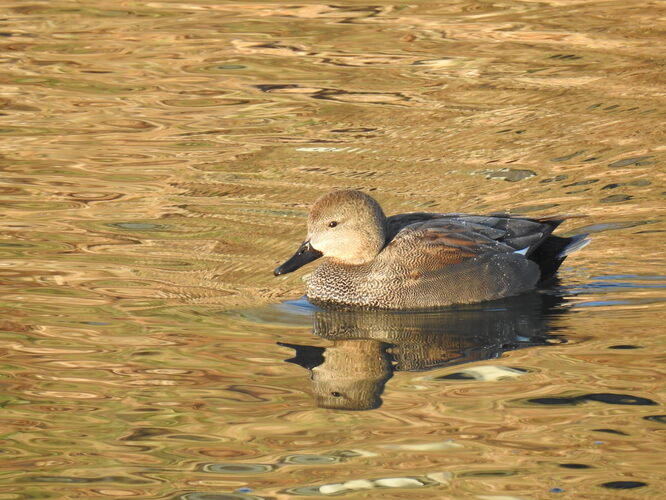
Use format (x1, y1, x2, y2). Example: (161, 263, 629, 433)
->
(268, 290, 570, 411)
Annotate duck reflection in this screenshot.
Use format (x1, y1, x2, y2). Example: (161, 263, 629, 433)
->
(279, 291, 567, 411)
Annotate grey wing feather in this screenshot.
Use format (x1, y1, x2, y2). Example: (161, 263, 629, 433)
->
(386, 212, 564, 256)
(378, 219, 542, 306)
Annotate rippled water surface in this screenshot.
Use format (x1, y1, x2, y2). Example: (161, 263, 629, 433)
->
(2, 0, 665, 498)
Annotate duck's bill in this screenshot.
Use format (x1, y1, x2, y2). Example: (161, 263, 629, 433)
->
(274, 241, 323, 276)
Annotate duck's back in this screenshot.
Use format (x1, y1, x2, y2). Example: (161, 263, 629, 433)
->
(307, 212, 585, 309)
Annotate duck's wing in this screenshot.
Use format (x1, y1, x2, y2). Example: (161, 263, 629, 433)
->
(386, 212, 454, 241)
(437, 214, 589, 279)
(383, 219, 528, 271)
(377, 219, 543, 306)
(385, 214, 588, 282)
(386, 212, 565, 255)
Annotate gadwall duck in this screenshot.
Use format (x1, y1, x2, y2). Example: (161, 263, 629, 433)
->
(274, 190, 589, 309)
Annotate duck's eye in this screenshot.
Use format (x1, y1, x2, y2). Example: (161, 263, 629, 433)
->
(331, 391, 342, 397)
(328, 221, 338, 228)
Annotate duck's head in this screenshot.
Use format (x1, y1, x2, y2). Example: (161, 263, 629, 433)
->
(274, 190, 387, 275)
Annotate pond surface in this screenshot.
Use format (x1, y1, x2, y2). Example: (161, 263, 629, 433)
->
(1, 0, 665, 498)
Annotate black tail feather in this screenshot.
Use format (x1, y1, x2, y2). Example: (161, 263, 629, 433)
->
(530, 233, 590, 281)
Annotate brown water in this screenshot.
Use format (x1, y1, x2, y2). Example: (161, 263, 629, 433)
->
(1, 0, 665, 498)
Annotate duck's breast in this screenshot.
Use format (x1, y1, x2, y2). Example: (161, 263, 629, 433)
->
(306, 260, 376, 308)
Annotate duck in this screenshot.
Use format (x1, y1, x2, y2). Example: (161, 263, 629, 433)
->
(274, 190, 589, 309)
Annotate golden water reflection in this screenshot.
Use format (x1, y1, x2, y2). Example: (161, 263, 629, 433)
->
(1, 0, 665, 497)
(279, 293, 566, 410)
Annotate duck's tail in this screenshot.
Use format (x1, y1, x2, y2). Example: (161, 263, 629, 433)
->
(557, 233, 591, 259)
(530, 233, 590, 282)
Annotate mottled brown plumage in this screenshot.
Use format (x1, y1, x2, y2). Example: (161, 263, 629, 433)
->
(274, 190, 589, 309)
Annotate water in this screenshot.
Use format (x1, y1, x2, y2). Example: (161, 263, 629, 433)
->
(1, 0, 665, 498)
